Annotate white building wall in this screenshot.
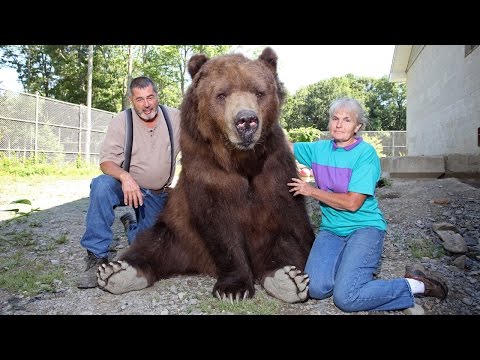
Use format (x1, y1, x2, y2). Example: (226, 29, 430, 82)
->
(406, 45, 480, 156)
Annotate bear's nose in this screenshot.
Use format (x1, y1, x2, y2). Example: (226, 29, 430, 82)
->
(234, 110, 258, 134)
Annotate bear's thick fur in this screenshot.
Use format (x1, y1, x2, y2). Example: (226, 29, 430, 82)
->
(97, 47, 315, 303)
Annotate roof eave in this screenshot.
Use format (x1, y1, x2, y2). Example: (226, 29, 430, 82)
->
(389, 45, 413, 82)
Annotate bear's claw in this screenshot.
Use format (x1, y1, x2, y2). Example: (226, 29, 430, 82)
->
(215, 290, 250, 303)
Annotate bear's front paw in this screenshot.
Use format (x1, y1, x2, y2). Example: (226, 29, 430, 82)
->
(212, 278, 255, 303)
(97, 260, 148, 295)
(262, 265, 310, 303)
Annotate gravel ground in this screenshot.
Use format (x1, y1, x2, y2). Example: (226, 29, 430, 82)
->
(0, 176, 479, 315)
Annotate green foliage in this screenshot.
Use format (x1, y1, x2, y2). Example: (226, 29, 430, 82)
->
(196, 290, 281, 315)
(281, 74, 370, 130)
(75, 154, 88, 169)
(0, 199, 40, 220)
(0, 153, 100, 177)
(365, 77, 406, 130)
(54, 234, 69, 245)
(287, 127, 321, 142)
(1, 45, 232, 113)
(1, 229, 35, 247)
(0, 45, 54, 95)
(361, 133, 385, 157)
(280, 74, 406, 131)
(1, 46, 405, 133)
(0, 252, 65, 296)
(408, 238, 446, 259)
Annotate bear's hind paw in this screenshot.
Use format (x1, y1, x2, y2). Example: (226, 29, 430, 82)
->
(97, 260, 148, 295)
(262, 265, 310, 303)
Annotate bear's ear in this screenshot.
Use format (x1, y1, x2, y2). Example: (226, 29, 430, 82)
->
(258, 47, 278, 72)
(188, 54, 209, 79)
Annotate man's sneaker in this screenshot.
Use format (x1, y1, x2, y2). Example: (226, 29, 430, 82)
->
(120, 213, 137, 234)
(76, 250, 108, 289)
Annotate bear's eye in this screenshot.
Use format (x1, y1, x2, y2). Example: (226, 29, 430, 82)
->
(216, 93, 226, 101)
(255, 91, 264, 99)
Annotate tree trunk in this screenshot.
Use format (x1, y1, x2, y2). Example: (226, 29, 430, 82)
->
(123, 45, 134, 110)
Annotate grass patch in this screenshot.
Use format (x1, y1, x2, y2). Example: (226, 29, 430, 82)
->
(408, 238, 446, 259)
(54, 233, 69, 245)
(29, 220, 43, 228)
(0, 153, 101, 178)
(196, 289, 281, 315)
(1, 229, 36, 248)
(0, 252, 65, 296)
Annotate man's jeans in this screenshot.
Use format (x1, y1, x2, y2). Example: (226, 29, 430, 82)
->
(305, 227, 415, 312)
(80, 174, 168, 259)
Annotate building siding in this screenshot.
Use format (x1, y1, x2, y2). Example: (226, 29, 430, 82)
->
(406, 45, 480, 156)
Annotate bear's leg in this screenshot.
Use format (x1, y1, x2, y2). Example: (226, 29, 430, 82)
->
(261, 265, 310, 303)
(97, 224, 182, 294)
(97, 260, 150, 294)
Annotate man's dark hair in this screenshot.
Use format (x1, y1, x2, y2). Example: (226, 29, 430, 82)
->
(128, 76, 158, 96)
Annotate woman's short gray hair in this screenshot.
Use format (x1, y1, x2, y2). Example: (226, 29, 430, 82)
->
(328, 97, 368, 130)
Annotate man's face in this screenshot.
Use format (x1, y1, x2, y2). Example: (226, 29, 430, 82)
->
(130, 85, 159, 121)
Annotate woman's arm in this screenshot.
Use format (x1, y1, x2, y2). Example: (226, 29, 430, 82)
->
(287, 177, 366, 212)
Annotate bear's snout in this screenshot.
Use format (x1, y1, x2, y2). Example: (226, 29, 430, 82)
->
(234, 110, 258, 144)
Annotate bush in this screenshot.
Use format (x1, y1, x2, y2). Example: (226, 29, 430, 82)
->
(361, 133, 385, 158)
(287, 127, 321, 142)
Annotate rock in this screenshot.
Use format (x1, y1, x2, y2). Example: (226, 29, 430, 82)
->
(403, 303, 425, 315)
(435, 230, 468, 253)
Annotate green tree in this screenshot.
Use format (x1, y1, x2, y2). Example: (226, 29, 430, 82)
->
(287, 127, 321, 142)
(90, 45, 130, 112)
(0, 45, 55, 95)
(47, 45, 90, 105)
(139, 45, 230, 106)
(365, 76, 406, 130)
(280, 74, 406, 131)
(1, 45, 129, 112)
(281, 74, 371, 130)
(1, 45, 234, 112)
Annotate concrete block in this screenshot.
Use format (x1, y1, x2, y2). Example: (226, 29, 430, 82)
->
(381, 156, 445, 178)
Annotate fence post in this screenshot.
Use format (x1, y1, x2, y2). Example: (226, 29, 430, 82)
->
(392, 131, 395, 156)
(35, 92, 39, 161)
(79, 104, 83, 159)
(86, 106, 91, 164)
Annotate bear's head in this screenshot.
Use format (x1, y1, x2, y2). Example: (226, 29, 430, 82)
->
(182, 47, 285, 151)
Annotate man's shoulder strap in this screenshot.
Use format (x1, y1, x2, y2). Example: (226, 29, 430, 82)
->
(123, 108, 133, 172)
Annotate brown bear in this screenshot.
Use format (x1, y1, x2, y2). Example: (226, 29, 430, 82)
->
(97, 47, 315, 303)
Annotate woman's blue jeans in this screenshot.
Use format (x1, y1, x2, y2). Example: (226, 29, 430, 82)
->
(305, 227, 415, 312)
(80, 174, 168, 258)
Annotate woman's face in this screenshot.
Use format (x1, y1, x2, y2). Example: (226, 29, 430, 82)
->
(328, 108, 362, 146)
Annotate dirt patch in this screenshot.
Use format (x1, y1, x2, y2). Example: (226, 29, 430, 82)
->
(1, 176, 479, 315)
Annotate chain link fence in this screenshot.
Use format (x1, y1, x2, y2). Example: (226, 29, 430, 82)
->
(0, 88, 115, 165)
(0, 88, 406, 165)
